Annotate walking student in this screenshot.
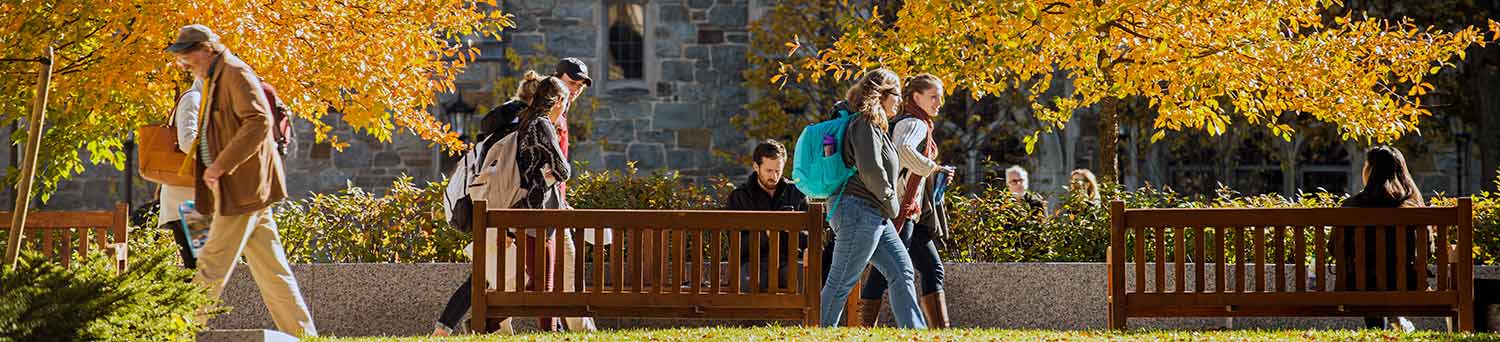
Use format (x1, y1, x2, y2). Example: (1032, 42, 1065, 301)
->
(514, 76, 574, 331)
(550, 57, 599, 331)
(159, 79, 202, 269)
(819, 69, 926, 329)
(857, 74, 955, 328)
(166, 24, 317, 336)
(431, 71, 545, 336)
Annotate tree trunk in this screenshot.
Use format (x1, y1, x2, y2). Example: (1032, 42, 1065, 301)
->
(1097, 97, 1121, 184)
(1346, 141, 1366, 194)
(5, 47, 53, 268)
(1281, 134, 1303, 198)
(1472, 47, 1500, 192)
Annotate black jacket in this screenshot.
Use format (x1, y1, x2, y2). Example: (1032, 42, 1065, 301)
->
(725, 172, 809, 263)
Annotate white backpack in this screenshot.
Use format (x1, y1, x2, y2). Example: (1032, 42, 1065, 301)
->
(469, 132, 527, 210)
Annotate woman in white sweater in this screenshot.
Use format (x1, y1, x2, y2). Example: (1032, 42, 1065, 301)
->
(160, 80, 201, 268)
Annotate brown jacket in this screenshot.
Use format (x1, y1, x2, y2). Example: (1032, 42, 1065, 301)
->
(193, 51, 287, 216)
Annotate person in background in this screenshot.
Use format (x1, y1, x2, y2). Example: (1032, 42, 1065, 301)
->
(1067, 169, 1100, 205)
(1054, 169, 1102, 221)
(1006, 166, 1047, 217)
(857, 74, 955, 328)
(1337, 145, 1425, 332)
(159, 79, 202, 269)
(725, 139, 809, 291)
(167, 24, 317, 336)
(819, 69, 926, 329)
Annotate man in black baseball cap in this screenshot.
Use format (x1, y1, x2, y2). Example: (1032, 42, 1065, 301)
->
(550, 57, 594, 332)
(553, 57, 592, 102)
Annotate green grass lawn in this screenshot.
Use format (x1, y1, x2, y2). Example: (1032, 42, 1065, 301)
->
(309, 327, 1500, 342)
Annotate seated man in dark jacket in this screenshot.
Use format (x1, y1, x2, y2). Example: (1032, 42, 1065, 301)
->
(725, 139, 808, 292)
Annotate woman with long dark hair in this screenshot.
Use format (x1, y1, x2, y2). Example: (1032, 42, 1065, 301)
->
(1337, 145, 1425, 330)
(819, 68, 926, 328)
(511, 76, 574, 331)
(432, 72, 546, 336)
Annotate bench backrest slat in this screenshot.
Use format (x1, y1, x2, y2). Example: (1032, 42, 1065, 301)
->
(471, 200, 825, 327)
(2, 203, 127, 270)
(484, 209, 810, 230)
(1107, 199, 1477, 331)
(1124, 207, 1458, 227)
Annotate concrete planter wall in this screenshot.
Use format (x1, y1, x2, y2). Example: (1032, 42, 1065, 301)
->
(208, 263, 1499, 337)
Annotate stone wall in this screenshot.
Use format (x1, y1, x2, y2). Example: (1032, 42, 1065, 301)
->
(208, 262, 1500, 336)
(443, 0, 758, 179)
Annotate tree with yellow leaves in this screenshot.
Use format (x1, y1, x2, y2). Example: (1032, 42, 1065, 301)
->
(0, 0, 509, 199)
(780, 0, 1500, 182)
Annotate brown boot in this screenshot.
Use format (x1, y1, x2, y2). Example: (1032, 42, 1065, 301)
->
(922, 291, 951, 328)
(856, 298, 883, 327)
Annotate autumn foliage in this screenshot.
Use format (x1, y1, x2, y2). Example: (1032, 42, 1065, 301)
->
(780, 0, 1500, 153)
(0, 0, 509, 199)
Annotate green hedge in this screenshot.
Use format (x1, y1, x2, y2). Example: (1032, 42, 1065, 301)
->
(276, 176, 464, 263)
(273, 165, 736, 263)
(944, 180, 1500, 265)
(255, 166, 1500, 265)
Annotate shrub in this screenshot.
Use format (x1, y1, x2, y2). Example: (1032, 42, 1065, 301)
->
(1432, 177, 1500, 266)
(0, 237, 215, 341)
(268, 164, 735, 263)
(203, 164, 1500, 265)
(275, 176, 465, 263)
(567, 162, 736, 210)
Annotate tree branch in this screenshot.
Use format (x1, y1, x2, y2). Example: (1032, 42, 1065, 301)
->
(1040, 2, 1071, 14)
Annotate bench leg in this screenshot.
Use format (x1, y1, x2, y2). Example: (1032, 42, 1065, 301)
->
(1108, 304, 1126, 330)
(1458, 305, 1475, 332)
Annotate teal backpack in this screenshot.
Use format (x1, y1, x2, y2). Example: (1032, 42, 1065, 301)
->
(792, 108, 858, 218)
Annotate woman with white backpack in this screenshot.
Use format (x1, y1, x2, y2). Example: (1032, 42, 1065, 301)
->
(507, 76, 574, 331)
(432, 72, 543, 335)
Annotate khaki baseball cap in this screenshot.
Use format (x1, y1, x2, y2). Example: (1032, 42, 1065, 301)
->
(164, 24, 219, 53)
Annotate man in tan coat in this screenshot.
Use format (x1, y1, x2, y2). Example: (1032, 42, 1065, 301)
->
(166, 24, 317, 337)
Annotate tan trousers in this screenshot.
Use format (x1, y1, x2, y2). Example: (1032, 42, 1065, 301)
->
(193, 207, 318, 337)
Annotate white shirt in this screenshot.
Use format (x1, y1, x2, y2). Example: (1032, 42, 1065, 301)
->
(158, 82, 201, 224)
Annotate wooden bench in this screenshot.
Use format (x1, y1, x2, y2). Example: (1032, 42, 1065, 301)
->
(1, 203, 129, 271)
(1106, 199, 1475, 331)
(469, 200, 826, 330)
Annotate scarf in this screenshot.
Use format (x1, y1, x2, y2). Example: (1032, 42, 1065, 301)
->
(902, 100, 938, 159)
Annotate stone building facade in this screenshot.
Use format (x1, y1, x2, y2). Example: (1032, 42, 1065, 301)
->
(442, 0, 766, 178)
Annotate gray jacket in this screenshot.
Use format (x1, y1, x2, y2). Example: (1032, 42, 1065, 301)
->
(840, 114, 900, 219)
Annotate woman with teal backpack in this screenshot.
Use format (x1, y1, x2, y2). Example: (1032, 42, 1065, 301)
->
(817, 69, 926, 328)
(858, 74, 955, 328)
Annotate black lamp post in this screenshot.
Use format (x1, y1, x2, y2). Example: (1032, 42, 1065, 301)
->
(440, 96, 477, 174)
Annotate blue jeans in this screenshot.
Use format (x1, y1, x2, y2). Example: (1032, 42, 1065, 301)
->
(862, 219, 945, 299)
(820, 195, 926, 328)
